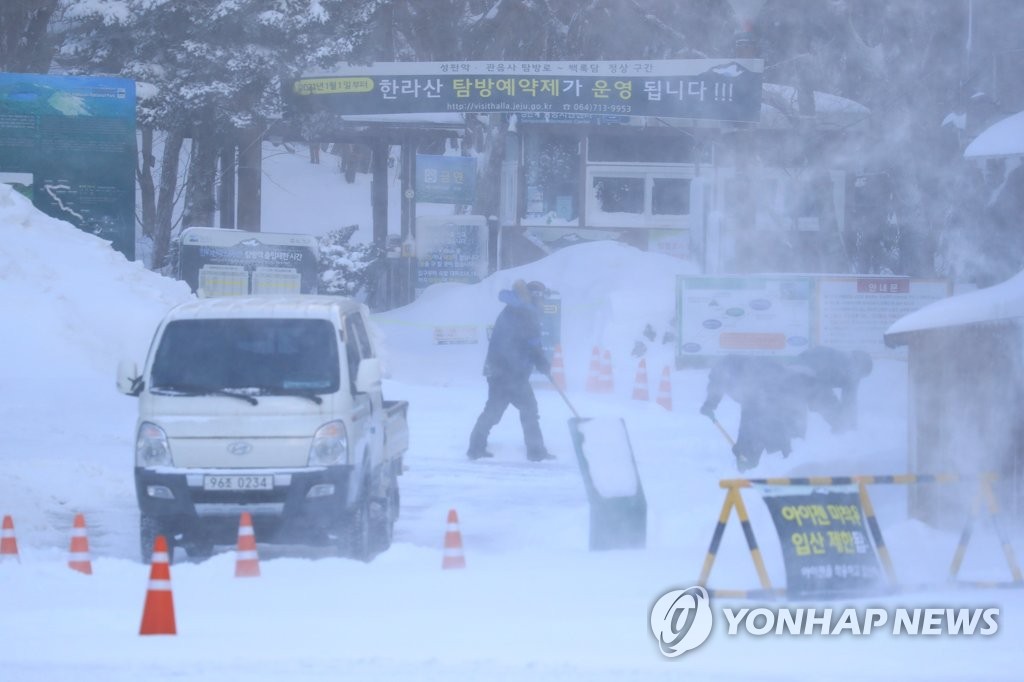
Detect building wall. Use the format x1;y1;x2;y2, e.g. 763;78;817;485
907;322;1024;529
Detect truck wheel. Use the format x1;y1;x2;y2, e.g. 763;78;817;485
370;481;398;555
140;514;174;564
341;494;371;562
183;538;214;561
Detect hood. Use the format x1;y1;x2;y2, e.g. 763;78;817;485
499;289;530;308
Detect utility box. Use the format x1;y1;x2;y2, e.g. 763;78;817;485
569;417;646;551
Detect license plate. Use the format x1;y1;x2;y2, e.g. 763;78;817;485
202;475;274;491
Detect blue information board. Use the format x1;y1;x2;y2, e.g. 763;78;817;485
0;73;137;259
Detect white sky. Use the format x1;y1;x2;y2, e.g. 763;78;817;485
1;152;1022;680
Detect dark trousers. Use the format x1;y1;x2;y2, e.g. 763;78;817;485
469;376;546;456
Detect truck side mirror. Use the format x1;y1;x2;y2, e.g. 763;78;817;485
117;360;144;396
355;357;382;393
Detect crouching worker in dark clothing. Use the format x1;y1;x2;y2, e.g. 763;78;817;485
700;355;812;472
467;280;555;462
793;346;873;433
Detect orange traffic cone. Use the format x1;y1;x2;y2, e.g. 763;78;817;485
139;535;176;636
631;358;649;401
598;350;615;393
656;366;673;411
550;344;567;391
442;509;466;570
68;513;93;575
235;511;260;578
1;515;19;562
585;346;603;393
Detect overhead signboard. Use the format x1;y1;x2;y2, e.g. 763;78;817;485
0;73;137;259
289;59;763;123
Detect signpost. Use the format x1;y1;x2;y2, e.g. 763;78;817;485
288;59;763;123
0;73;137;260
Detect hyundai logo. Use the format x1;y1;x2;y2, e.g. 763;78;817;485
227;441;253;456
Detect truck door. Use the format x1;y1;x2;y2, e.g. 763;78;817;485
343;313;384;470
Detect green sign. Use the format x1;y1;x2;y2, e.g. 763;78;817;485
415;154;476;204
0;73;137;260
289;59;763;123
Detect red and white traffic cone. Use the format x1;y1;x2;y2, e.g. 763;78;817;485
235;511;260;578
598;350;615;393
550;344;567;391
68;513;93;575
139;535;176;636
1;515;19;562
631;358;649;401
442;509;466;570
656;366;673;411
585;346;603;393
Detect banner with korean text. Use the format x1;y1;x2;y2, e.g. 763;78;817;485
288;59;763;123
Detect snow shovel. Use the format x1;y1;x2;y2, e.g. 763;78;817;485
545;373;646;551
546;372;581;419
705;413;737;447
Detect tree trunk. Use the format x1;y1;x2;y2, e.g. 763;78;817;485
182;128;218;229
152;129;185;270
236;126;263;232
0;1;59;72
136;126;156;239
219;143;236;229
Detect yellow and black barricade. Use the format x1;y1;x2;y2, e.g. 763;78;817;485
698;473;1022;599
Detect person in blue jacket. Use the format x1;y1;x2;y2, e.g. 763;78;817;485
467;280;554;461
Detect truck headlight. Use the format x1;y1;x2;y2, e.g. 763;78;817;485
309;420;348;466
136;422;173;467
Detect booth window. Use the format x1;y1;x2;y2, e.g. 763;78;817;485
522;133;580;224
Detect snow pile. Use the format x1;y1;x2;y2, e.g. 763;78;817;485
0;182;191;550
0;183;192;382
375;240;698;387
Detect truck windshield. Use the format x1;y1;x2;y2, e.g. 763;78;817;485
150;318;340;395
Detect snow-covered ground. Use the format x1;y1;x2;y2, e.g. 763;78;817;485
1;150;1021;681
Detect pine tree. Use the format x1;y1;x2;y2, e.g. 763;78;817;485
318;225;380;298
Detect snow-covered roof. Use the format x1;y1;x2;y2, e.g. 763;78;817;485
964;110;1024;159
760;83;870;131
885;270;1024;341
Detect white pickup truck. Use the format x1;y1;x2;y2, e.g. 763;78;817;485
117;295;408;563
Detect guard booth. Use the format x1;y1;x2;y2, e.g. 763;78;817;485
569;416;647;550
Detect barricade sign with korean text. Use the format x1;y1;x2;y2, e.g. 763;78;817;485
758;484;885;598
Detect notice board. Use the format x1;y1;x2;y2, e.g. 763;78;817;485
0;73;137;259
